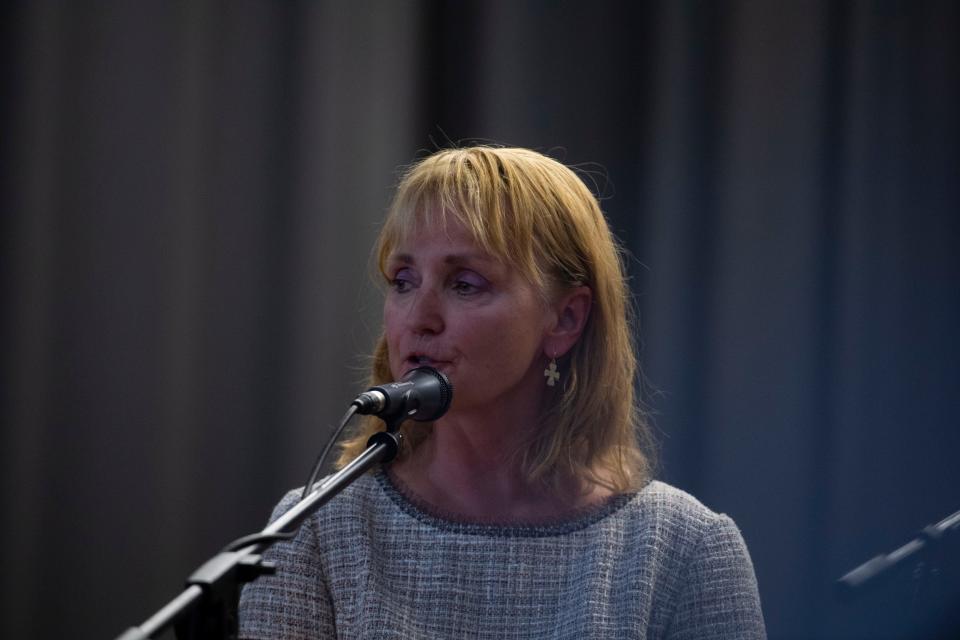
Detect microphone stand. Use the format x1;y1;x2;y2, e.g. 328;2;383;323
837;507;960;597
115;427;404;640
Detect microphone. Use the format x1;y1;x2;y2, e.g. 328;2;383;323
352;366;454;423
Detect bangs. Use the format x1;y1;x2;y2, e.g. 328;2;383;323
376;149;541;285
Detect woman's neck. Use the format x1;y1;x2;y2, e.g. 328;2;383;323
390;412;613;523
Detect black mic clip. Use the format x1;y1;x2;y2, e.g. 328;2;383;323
353;384;417;423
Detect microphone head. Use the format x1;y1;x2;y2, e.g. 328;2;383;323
402;366;454;421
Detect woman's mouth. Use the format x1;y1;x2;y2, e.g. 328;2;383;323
406;354;448;371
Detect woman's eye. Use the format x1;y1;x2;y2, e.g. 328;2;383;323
452;281;476;294
390;269;415;292
452;272;487;296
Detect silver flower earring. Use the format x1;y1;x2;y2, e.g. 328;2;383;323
544;357;560;387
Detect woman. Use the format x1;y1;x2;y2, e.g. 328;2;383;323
239;147;766;639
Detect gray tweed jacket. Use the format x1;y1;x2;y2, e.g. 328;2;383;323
239;470;766;639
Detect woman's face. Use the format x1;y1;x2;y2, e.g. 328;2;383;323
383;217;553;417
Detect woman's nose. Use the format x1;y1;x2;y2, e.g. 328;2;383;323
407;287;444;335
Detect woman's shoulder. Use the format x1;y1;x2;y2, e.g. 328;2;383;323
631;481;766;637
623;480;748;557
265;472;384;526
634;479;725;524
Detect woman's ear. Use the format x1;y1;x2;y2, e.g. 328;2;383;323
544;286;592;357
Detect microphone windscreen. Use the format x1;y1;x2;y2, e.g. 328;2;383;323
404;366;453;421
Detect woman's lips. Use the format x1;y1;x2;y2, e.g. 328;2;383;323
405;355;450;372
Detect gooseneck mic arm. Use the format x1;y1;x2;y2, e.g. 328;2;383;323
114;367;452;640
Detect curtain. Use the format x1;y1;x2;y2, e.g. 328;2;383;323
2;2;957;638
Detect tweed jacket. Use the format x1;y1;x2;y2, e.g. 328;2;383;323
239;470;766;639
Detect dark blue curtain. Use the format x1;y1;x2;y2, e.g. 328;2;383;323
2;2;958;638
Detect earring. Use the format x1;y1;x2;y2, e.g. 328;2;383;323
544;357;560;387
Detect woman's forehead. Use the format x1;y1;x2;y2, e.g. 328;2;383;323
387;224;504;268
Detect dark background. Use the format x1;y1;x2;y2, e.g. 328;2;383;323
2;2;958;638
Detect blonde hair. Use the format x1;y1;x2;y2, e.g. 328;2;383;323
336;147;653;492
